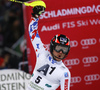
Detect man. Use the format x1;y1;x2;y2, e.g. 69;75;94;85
27;1;71;90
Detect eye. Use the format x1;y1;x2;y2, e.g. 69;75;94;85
64;47;68;51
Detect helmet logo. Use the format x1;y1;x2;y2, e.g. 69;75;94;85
60;37;67;44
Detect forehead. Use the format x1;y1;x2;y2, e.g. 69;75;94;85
55;45;67;48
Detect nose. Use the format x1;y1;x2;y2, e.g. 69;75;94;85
59;50;63;53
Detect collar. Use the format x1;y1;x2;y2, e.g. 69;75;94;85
48;54;62;65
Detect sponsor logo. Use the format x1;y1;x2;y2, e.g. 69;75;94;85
64;79;68;90
60;37;67;43
64;72;68;77
64;58;80;66
29;81;44;90
41;24;60;32
40;5;100;19
84;74;100;81
82;56;98;64
45;84;52;88
70;40;78;47
71;76;81;83
80;38;97;46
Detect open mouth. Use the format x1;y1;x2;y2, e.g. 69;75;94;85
53;54;64;61
58;55;61;58
56;55;62;59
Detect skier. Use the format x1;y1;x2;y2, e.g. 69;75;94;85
27;1;71;90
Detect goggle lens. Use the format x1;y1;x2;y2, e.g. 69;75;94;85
54;45;68;54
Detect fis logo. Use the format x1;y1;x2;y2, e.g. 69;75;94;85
81;38;97;46
82;56;98;64
84;74;100;81
64;58;80;66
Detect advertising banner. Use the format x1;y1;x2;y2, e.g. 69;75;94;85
23;0;100;90
0;69;31;90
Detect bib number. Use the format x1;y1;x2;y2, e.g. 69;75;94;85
37;64;56;76
35;76;42;84
35;64;56;84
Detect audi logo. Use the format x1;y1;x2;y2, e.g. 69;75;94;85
84;74;100;81
81;38;97;46
70;40;78;47
71;76;81;83
64;58;80;66
82;56;98;64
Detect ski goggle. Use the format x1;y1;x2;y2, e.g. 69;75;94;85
54;45;68;54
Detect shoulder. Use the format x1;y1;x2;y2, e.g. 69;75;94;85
60;63;69;70
59;63;71;77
